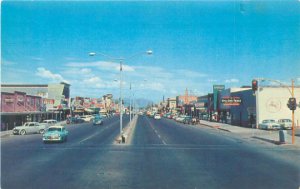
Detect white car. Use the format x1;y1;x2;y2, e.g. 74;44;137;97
40;119;57;127
259;119;281;130
154;114;161;120
277;119;292;130
80;115;93;122
12;122;47;135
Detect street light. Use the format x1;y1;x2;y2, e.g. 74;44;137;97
89;50;152;136
129;79;147;126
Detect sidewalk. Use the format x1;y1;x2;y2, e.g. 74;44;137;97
0;130;12;138
198;120;300;147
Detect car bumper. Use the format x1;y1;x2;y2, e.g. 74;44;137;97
93;121;103;125
43;136;63;142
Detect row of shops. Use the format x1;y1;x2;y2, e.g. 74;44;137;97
1;83;116;131
1;110;70;131
168;86;300;128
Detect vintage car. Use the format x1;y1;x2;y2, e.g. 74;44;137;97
277;119;292;130
66;117;85;124
93;115;103;125
154;114;161;120
42;125;68;143
80;115;93;122
258;119;281;130
12;122;47;135
40;119;57;127
182;116;192;124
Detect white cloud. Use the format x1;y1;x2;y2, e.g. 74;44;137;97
208;79;218;83
225;79;239;83
145;82;166;92
81;68;92;74
67;61;135;72
83;76;102;84
31;57;44;61
175;69;207;78
36;67;69;83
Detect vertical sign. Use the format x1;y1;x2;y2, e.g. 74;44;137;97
213;85;225;111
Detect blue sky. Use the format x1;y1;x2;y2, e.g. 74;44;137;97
2;1;300;102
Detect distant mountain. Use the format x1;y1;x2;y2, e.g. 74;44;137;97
122;98;153;108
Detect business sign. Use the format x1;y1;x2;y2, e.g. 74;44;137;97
4;98;14;103
194;102;205;108
213;85;225;110
221;97;242;106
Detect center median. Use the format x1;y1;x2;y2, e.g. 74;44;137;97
114;115;138;144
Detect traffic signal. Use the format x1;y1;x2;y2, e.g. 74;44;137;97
252;79;258;92
287;97;297;111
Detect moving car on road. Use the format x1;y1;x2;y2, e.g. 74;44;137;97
12;122;47;135
80;115;93;122
259;119;281;130
277;119;292;130
93;115;103;125
154;114;161;120
43;125;68;143
66;117;85;124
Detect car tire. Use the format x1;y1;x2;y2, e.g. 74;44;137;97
20;130;26;135
39;129;45;134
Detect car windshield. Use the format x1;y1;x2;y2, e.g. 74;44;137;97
47;128;61;132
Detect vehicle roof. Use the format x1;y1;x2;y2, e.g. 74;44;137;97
43;119;57;121
48;125;65;129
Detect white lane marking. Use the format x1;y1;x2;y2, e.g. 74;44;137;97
146;117;167;145
78;119;119;143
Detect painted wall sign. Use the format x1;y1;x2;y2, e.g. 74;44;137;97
221;96;242;106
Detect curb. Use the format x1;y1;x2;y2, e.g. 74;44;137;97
199;123;231;132
1;132;12;138
115;115;138;144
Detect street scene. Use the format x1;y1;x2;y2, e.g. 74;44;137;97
1;1;300;189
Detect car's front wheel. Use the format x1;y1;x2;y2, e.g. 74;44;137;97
20;130;26;135
39;129;45;134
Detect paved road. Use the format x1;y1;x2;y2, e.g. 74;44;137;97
1;115;299;189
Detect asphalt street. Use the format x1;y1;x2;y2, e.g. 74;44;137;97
1;115;299;189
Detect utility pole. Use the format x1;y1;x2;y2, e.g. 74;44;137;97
292;79;295;144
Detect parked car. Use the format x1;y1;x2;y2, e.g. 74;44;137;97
176;115;185;123
192;117;199;125
42;125;68;143
93;115;103;125
12;122;47;135
40;119;57;127
277;119;292;130
154;114;161;120
259;119;281;130
182;116;192;124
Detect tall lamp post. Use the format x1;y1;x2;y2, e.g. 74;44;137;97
129;79;147;126
89;50;152;135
